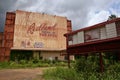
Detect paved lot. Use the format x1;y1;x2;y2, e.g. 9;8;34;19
0;68;46;80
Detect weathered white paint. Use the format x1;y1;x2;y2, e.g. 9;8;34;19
100;27;107;39
77;31;84;43
68;41;73;45
72;34;78;44
84;28;100;42
106;22;117;38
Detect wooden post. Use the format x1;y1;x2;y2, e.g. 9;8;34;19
99;53;104;72
67;53;70;68
65;35;70;68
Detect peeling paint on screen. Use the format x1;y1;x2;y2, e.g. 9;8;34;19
13;10;67;49
85;28;100;41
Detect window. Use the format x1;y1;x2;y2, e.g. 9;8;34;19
84;28;100;42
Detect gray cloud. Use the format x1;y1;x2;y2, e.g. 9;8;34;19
0;0;120;32
0;0;17;32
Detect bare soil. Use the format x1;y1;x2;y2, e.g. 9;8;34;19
0;68;46;80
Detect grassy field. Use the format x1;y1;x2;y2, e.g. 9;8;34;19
0;59;68;69
43;67;120;80
43;56;120;80
0;53;120;80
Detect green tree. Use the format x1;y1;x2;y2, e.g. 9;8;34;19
108;14;117;20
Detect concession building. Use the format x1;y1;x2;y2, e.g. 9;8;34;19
64;18;120;71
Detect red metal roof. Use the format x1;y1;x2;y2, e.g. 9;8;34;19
64;18;120;36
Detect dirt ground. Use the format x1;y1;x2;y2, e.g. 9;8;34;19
0;68;47;80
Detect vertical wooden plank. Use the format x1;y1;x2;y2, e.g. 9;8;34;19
106;22;117;38
100;27;107;39
77;31;84;43
73;34;78;44
115;21;120;36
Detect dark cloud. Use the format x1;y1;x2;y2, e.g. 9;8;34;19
0;0;17;32
0;0;120;32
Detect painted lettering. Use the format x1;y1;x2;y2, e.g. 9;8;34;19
21;41;31;48
34;42;44;48
27;23;35;34
27;23;57;37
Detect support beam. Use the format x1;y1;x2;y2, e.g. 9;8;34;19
67;53;70;68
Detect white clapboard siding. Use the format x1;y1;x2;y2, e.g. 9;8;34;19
68;41;73;45
106;22;117;38
100;27;107;39
77;31;84;43
73;34;78;44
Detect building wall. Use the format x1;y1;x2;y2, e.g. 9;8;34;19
0;12;15;61
0;10;73;61
67;21;120;46
106;22;117;38
77;31;84;43
13;10;68;50
100;27;107;39
33;51;74;61
3;12;15;57
0;32;3;47
41;51;64;60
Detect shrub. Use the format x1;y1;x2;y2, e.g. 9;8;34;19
74;58;99;73
43;67;120;80
106;63;120;72
19;60;27;65
43;56;120;80
55;61;67;66
32;58;39;64
43;67;79;80
0;61;9;69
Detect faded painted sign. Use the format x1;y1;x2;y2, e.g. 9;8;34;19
34;42;44;48
13;10;67;49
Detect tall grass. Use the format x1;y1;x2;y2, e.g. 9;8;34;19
0;59;68;69
43;56;120;80
43;66;120;80
43;67;80;80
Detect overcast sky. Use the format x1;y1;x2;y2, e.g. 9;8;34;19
0;0;120;32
